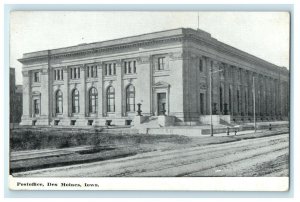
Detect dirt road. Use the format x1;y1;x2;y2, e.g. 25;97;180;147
15;133;289;177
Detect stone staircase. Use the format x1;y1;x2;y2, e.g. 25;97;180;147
133;116;162;128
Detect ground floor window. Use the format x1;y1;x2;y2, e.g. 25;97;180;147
89;87;98;113
126;85;135;112
56;90;63;114
72;89;79;113
107;86;115;112
33;99;40;115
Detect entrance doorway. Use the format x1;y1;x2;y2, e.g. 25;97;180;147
157;93;166;115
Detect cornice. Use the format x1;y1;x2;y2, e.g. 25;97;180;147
18;35;184;64
185;34;288;75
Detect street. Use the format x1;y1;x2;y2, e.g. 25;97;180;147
14;133;289;177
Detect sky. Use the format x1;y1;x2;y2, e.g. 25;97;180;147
10;11;290;85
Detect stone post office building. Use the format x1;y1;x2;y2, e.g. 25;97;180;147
19;28;289;126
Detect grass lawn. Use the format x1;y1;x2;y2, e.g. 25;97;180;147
10;127;288;174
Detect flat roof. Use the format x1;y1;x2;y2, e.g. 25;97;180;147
19;27;288;72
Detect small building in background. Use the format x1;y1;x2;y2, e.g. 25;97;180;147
10;68;23;125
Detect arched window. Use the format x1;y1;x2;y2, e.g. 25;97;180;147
89;87;98;113
126;85;135;112
107;86;115;112
72;89;79;113
56;90;63;114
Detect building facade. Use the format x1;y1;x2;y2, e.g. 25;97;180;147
18;28;289;126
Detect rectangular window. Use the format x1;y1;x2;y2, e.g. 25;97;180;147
124;60;137;74
70;68;73;79
105;64;108;75
87;65;97;78
93;66;97;77
57;69;60;80
33;72;40;82
133;61;136;73
113;63;116;75
87;66;90;78
199;58;203;72
70;67;81;79
74;68;77;79
158;57;165;70
124;62;127;74
109;64;112;75
128;61;132;73
54;69;64;81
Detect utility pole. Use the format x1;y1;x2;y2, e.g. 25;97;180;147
210;66;213;136
197;12;200;30
253;76;257;133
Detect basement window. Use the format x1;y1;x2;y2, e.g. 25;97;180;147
88;120;93;126
70;120;76;126
54;120;60;126
106;120;112;126
126;120;132;126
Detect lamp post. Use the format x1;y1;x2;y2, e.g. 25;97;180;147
209;68;223;137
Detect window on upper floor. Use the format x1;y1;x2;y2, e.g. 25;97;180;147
158;57;165;70
124;60;137;74
33;71;40;83
87;65;98;78
54;69;64;81
105;63;116;76
70;67;80;79
199;58;203;72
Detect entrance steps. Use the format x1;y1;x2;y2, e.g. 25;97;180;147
133;116;162;128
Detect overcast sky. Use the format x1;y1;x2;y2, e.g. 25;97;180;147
10;11;290;85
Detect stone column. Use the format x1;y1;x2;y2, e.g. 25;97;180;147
20;70;32;125
231;66;237;116
36;68;50;125
97;63;103;117
223;64;229;115
136;55;152;116
211;60;220;114
79;65;86;117
62;66;69;118
248;71;253;116
115;60;123;118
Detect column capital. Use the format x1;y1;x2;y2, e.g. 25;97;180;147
137;56;150;64
22;70;29;77
41;68;49;75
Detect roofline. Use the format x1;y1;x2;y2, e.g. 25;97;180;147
18;27;289;73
